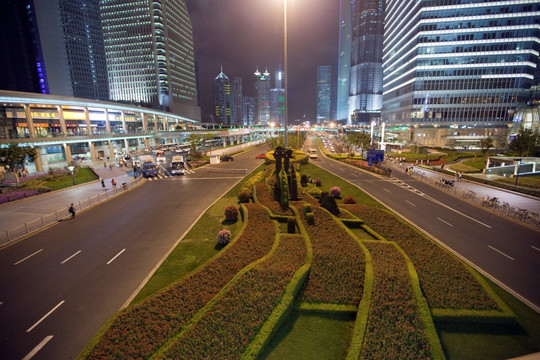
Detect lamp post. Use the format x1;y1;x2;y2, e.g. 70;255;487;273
514;158;522;187
67;166;75;186
283;0;289;147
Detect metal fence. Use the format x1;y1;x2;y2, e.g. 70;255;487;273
0;176;144;246
409;170;540;228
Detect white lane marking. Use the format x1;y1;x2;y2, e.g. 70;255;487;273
531;245;540;252
22;335;54;360
383;188;391;193
405;200;416;207
26;301;65;332
422;194;492;228
61;250;81;264
437;217;454;227
14;249;44;265
488;246;515;261
107;249;126;265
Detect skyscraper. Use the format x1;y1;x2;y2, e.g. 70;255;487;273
231;77;243;126
253;68;271;125
336;0;352;123
317;65;332;123
0;0;109;100
213;68;231;125
243;96;255;126
383;1;540;148
270;67;285;125
100;0;200;120
349;0;384;125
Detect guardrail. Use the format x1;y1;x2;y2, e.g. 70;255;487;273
407;169;540;228
0;176;144;246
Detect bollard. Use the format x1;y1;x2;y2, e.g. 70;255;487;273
6;229;10;241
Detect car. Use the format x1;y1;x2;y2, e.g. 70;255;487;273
255;153;266;159
220;155;234;162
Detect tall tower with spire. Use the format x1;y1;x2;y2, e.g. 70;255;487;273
253;67;272;125
213;67;232;125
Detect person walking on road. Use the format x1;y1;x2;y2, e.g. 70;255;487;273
111;178;116;188
68;203;76;218
101;178;105;190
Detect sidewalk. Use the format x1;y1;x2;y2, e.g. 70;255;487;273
386;160;540;227
0;163;143;246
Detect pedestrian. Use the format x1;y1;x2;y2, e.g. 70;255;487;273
101;178;105;189
68;203;76;218
109;163;113;170
111;178;116;188
441;163;444;170
458;172;462;181
104;162;106;168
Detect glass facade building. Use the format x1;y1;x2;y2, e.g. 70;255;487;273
213;69;231;125
100;0;199;119
349;0;384;125
253;68;271;125
317;65;332;123
336;0;352;123
383;0;540;147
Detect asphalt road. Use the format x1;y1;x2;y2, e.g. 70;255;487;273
0;147;267;360
309;140;540;312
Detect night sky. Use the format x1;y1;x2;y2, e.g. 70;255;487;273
185;0;340;124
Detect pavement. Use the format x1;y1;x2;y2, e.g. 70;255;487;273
1;157;539;246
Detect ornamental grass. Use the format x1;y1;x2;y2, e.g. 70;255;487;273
360;241;432;360
86;203;275;359
295;204;365;305
161;234;307;359
342;204;500;310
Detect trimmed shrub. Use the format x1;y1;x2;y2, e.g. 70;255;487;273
305;212;315;225
224;205;239;222
217;230;232;245
237;189;251;203
343;196;356;204
318;191;329;204
329;186;341;198
300;174;308;187
287;217;296;234
303;204;312;215
321;195;340;216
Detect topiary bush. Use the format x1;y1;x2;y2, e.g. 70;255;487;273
216;229;232;245
329;186;341;198
224;205;239;222
300;174;308;187
238;190;251;203
321;195;340;216
303;204;312;215
287;218;296;234
305;212;315;225
343;196;356;204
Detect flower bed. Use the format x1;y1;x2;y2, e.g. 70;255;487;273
161;234;307;359
342;204;500;310
85;203;275;359
0;189;43;204
340;158;387;175
295;204;365;305
255;182;292;216
360;241;433;359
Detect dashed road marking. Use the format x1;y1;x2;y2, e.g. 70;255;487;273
14;249;43;265
27;301;65;332
22;335;54;360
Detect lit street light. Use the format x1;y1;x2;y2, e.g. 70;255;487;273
67;166;75;185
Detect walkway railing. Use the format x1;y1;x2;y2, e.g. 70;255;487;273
0;176;144;246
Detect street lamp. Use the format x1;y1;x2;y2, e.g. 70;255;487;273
67;166;75;185
514;158;522;187
283;0;289;147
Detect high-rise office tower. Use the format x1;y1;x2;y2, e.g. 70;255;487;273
243;96;255;126
383;1;540;147
253;68;271;125
270;67;285;125
317;65;332;123
0;0;109;100
232;77;243;126
349;0;384;125
213;68;231;125
336;0;352;123
100;0;200;120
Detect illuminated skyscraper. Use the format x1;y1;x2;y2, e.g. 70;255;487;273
253;68;271;125
349;0;384;125
0;0;109;100
100;0;200;120
231;77;243;126
336;0;352;123
383;1;540;147
317;65;332;123
213;68;231;125
270;67;285;125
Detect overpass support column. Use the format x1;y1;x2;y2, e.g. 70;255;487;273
57;106;67;135
34;147;43;172
64;143;73;164
109;141;115;160
84;107;91;135
23;104;36;138
104;108;111;133
89;141;97;162
124;139;130;154
223;138;227;147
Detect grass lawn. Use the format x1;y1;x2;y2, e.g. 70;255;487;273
495;175;540;190
260;311;355;360
131;165;264;303
42;167;99;189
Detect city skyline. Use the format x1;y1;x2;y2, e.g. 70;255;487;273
185;0;339;123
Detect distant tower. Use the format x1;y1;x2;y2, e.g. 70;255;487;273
231;77;243;126
243;97;255;126
213;67;231;125
336;0;352;123
0;0;109;100
270;67;285;125
317;65;332;123
100;0;200;119
253;68;271;125
349;0;384;125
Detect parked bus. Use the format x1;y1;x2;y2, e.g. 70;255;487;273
171;155;185;175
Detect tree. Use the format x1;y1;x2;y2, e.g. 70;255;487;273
344;131;371;158
186;134;202;153
0;143;37;183
479;137;494;158
509;129;538;156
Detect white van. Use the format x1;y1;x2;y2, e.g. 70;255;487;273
308;149;318;159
